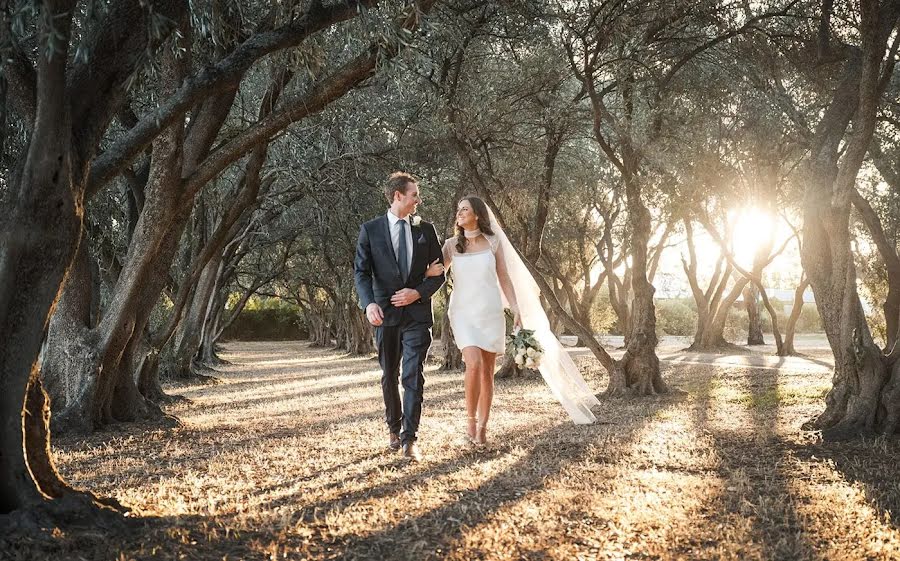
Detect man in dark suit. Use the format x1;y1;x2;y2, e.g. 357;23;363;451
354;172;445;461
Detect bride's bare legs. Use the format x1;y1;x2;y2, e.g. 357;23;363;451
461;347;483;442
476;350;497;444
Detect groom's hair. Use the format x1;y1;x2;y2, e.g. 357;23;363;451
384;171;417;203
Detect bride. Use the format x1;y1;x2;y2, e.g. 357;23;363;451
425;196;599;445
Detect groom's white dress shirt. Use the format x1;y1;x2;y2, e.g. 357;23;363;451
387;210;414;274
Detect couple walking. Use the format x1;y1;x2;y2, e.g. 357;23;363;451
354;172;599;462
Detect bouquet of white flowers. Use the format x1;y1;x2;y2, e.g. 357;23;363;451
507;328;544;370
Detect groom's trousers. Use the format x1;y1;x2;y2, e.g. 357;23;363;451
375;314;431;445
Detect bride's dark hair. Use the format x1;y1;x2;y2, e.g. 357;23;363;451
455;196;495;254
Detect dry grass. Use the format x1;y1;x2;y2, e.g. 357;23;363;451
3;340;900;560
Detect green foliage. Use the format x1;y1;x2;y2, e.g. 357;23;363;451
795;304;824;333
243;295;289;312
222;298;305;341
723;304;749;342
756;298;824;335
655;298;696;337
722;297;824;342
855;214;889;348
590;292;619;336
866;309;887;349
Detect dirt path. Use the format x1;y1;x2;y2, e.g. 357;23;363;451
4;341;899;560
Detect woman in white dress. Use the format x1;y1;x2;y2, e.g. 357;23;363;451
425;196;600;446
429;197;519;445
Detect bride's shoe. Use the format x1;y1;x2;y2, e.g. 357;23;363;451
465;415;478;445
474;422;487;446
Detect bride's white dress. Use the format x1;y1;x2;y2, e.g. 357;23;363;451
444;236;506;354
443;233;600;424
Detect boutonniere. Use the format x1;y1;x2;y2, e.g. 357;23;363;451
411;215;422;227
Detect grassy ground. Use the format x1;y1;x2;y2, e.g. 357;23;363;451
3;340;900;560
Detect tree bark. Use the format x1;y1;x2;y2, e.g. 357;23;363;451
132;335;169;404
1;0;194;513
697;274;749;349
682;217;741;350
608;176;666;395
0;0;80;513
756;284;785;355
0;145;79;512
24;378;75;499
199;313;225;365
41;235;100;433
440;292;464;371
169;255;221;378
745;285;765;345
197;261;232;366
781;277;810;356
801;4;900;436
344;303;376;355
851;190;900;352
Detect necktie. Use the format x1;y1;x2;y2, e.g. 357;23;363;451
397;219;409;282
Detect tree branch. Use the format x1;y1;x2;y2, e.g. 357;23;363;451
84;0;379;198
852;189;900;274
68;0;187;167
659;1;800;91
180;48;377;202
0;19;37;125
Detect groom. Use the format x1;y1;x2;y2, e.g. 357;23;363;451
354;172;445;461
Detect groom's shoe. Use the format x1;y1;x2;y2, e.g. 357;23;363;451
402;441;423;462
388;432;401;451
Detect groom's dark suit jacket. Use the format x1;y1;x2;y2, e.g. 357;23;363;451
354;215;445;327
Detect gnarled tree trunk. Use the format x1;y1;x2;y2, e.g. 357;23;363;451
347;304;375;355
41;234;100;433
1;0;190;514
169;254;221;378
802;4;900;437
851;189;900;353
440;314;465;371
745;285;765;345
0;116;80;513
1;0;82;511
682;218;747;351
608;176;665;395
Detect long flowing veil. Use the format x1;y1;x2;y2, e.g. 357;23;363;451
486;207;600;424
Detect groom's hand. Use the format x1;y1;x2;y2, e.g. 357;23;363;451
391;288;420;307
366;303;384;326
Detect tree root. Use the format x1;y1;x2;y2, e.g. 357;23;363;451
165;367;222;386
155;393;193;405
0;492;136;536
603;385;687;399
203;355;232;367
801;416;885;441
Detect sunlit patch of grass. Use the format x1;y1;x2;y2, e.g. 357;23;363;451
786;456;900;559
681;375;718;396
434;399;721;561
715;382;831;409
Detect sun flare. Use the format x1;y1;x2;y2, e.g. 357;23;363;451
730;207;775;267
